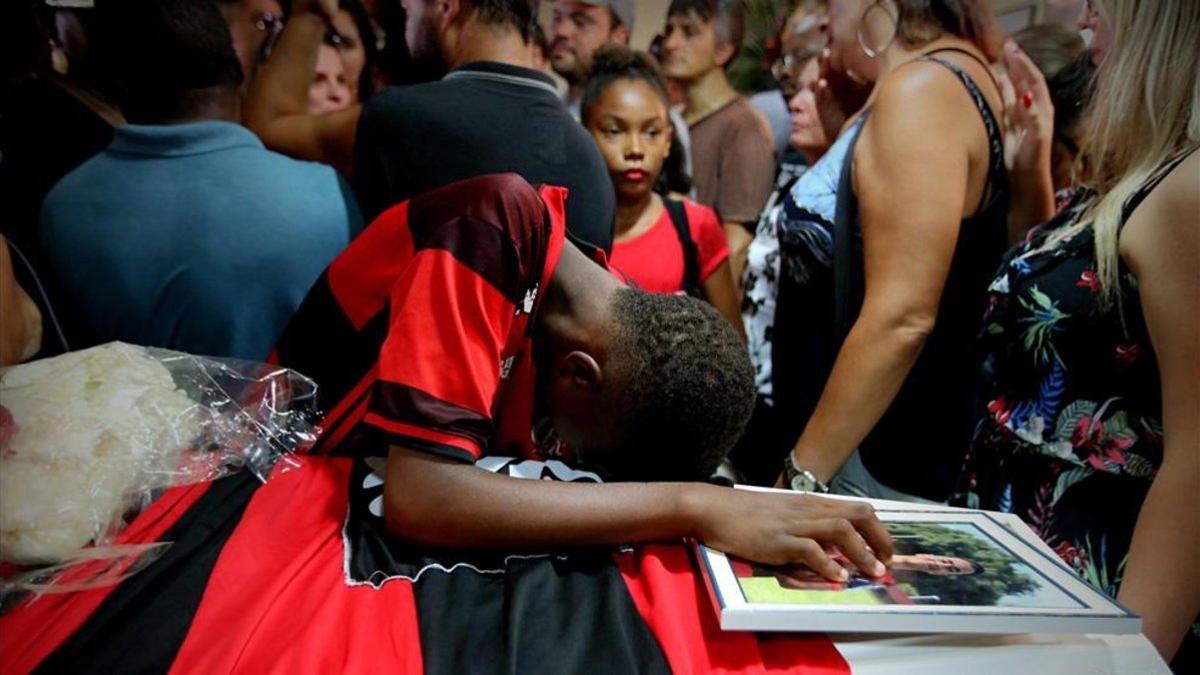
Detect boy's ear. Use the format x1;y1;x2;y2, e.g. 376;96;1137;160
714;39;737;69
561;350;603;391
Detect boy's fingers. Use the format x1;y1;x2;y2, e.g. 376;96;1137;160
843;504;894;564
796;497;893;564
787;537;847;581
801;517;885;577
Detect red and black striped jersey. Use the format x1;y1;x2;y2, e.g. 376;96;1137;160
272;173;567;464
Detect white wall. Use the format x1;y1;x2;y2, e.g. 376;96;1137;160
539;0;1086;52
537;0;672;51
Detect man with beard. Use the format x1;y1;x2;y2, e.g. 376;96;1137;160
548;0;630;116
244;0;616;253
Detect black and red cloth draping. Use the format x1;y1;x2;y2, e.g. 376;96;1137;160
0;457;849;674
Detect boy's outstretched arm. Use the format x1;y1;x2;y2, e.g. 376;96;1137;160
385;446;893;580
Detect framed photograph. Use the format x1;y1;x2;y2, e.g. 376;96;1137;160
695;510;1141;635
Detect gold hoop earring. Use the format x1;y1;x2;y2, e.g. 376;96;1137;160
856;2;897;59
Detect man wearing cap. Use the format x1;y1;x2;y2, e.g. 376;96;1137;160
548;0;635;116
549;0;693;194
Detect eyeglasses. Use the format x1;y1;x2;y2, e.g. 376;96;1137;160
771;49;820;100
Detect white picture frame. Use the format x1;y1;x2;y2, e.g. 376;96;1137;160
695;509;1141;635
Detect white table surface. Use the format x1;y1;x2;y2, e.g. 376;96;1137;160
734;487;1170;674
833;631;1167;675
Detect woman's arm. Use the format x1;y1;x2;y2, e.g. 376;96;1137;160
1116;153;1200;661
702;259;746;340
787;63;982;483
385;446;892;579
241;0;360;175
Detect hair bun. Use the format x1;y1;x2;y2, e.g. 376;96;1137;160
589;44;663;81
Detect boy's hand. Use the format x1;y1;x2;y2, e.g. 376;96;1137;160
690;488;892;581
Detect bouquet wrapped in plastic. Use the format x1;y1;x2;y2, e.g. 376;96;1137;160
0;342;320;593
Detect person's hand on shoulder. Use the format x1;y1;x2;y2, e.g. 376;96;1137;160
687;486;892;580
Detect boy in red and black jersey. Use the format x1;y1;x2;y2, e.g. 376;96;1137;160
272;172;891;565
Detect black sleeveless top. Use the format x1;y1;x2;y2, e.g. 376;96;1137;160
847;52;1010;501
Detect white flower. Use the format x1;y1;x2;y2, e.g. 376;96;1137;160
0;343;199;564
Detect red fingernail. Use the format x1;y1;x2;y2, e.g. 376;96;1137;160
1021;91;1034;108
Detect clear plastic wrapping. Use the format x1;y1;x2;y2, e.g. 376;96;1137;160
0;342;320;593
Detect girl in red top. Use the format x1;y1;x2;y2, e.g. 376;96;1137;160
581;45;744;337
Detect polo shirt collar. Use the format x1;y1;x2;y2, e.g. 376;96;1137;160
108;120;264;157
445;61;559;92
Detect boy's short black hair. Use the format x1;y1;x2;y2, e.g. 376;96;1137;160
604;289;755;482
580;44;671;125
467;0;539;42
96;0;243;122
667;0;745;64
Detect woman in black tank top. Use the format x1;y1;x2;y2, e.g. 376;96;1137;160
776;0;1008;502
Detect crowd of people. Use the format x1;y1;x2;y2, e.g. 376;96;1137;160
0;0;1196;671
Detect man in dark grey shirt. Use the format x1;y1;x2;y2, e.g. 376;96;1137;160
245;0;615;254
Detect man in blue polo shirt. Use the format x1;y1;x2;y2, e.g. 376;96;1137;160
39;0;360;360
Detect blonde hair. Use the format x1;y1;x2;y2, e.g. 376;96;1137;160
1066;0;1200;307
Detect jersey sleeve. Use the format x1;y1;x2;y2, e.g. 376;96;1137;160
688;202;732;282
362;243;517;464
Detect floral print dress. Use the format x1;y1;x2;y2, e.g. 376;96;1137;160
958;151;1197;667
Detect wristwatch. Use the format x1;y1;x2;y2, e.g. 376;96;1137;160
783;454;830;493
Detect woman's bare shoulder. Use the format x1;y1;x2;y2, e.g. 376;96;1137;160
1122;150;1199;272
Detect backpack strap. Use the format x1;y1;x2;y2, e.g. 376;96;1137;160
663;199;703;298
832;120;868;345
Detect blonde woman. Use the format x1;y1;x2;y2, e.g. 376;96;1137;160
961;0;1199;666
